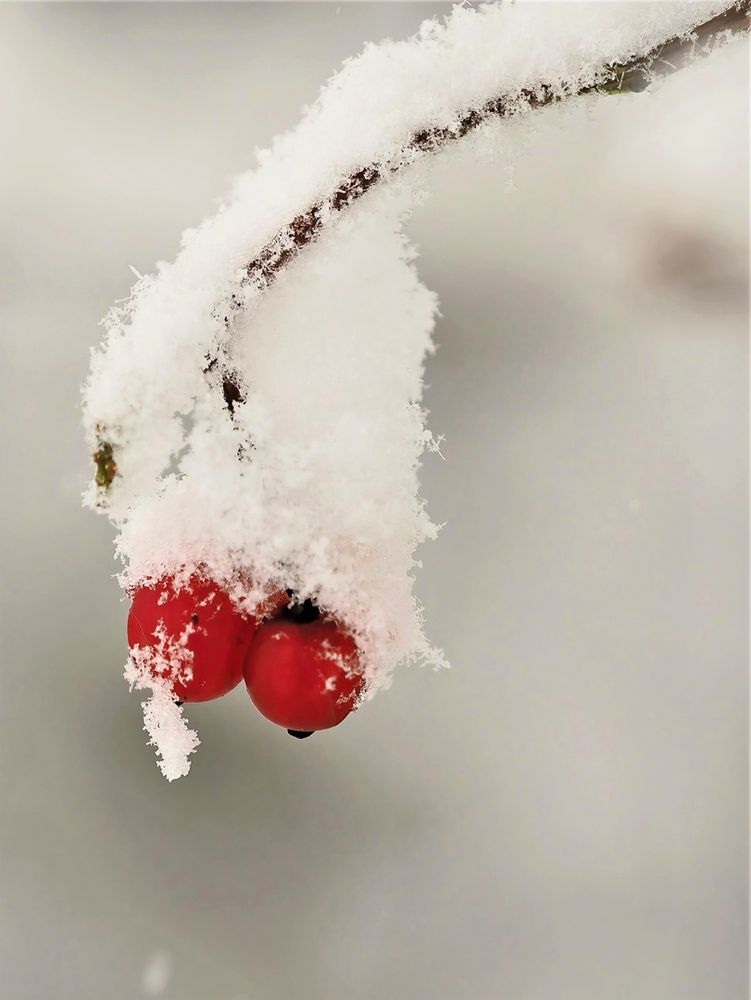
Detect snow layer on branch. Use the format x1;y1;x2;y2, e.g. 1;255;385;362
82;1;727;776
82;1;725;507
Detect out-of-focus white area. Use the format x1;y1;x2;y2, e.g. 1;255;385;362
0;4;747;1000
141;950;172;998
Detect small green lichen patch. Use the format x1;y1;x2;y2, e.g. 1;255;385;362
93;441;117;489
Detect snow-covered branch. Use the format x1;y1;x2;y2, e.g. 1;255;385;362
90;2;749;493
234;1;750;302
82;1;748;777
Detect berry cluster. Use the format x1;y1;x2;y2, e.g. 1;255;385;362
127;577;364;739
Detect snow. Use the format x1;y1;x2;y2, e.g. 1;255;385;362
82;1;730;778
141;951;172;997
125;655;200;781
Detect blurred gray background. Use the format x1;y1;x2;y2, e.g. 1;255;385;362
0;4;747;999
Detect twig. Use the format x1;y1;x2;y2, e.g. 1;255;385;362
92;1;750;490
236;2;750;298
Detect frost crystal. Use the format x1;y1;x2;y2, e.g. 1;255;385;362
83;1;727;777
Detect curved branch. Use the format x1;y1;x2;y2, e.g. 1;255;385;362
237;1;750;298
93;1;750;490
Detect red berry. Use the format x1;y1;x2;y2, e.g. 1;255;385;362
243;617;364;733
127;575;255;703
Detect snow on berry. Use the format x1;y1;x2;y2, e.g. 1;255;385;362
82;1;732;778
244;613;365;736
126;670;201;782
127;575;258;703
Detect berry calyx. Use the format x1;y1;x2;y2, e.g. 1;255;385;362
127;575;257;703
243;612;364;734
